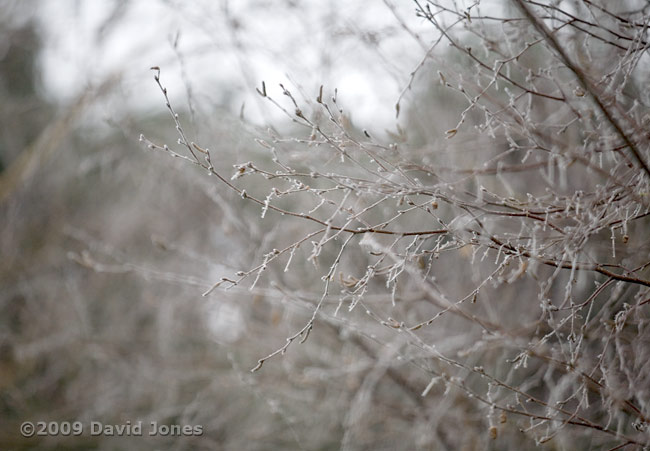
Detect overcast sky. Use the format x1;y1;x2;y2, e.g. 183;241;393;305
35;0;435;131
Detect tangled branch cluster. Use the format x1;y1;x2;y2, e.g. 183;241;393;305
143;1;650;448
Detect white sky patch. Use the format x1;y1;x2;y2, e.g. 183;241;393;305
34;0;438;133
334;69;396;131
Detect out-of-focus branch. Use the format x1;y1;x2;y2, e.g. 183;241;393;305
0;74;121;204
